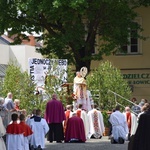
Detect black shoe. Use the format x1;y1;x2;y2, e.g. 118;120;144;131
118;137;125;144
29;145;34;150
91;135;95;139
128;133;131;141
111;137;117;144
37;145;42;150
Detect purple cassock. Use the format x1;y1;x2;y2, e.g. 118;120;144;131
45;98;66;123
65;116;86;143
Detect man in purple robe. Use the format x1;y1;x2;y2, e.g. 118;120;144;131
65;113;86;143
45;94;66;143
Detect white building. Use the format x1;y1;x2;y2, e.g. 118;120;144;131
0;39;43;79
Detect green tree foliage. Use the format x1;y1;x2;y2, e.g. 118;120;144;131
17;72;43;114
44;65;75;106
1;62;23;97
0;78;3;95
60;66;75;105
1;62;75;114
1;62;45;114
0;1;149;71
86;61;131;111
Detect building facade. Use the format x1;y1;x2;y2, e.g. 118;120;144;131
0;44;43;79
92;6;150;101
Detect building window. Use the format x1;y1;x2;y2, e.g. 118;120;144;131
121;16;142;55
121;29;139;54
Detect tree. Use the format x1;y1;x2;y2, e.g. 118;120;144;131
44;65;75;105
1;62;38;114
1;62;75;114
86;61;131;111
0;78;3;96
1;62;23;97
0;1;149;71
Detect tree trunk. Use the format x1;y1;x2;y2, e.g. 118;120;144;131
74;47;91;73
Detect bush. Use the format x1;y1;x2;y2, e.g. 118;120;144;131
86;60;131;111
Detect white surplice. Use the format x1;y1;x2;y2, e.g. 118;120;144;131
6;134;24;150
0;116;6;150
75;109;89;139
109;111;129;141
123;112;138;135
86;90;94;112
24;136;32;150
28;117;49;149
87;109;105;139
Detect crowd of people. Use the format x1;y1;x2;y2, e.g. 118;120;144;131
108;97;150;150
0;92;49;150
44;93;105;144
1;91;149;150
0;71;150;150
0;91;105;150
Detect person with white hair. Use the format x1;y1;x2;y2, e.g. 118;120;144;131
14;99;21;111
123;106;138;137
14;99;26;114
3;92;15;111
0;97;9;128
0;97;7;111
138;99;146;109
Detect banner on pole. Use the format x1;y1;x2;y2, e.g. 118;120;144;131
28;58;68;87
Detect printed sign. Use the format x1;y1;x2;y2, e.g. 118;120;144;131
28;58;67;86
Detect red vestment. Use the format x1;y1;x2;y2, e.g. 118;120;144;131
6;121;24;134
19;121;33;137
65;116;86;143
126;112;132;133
15;105;20;111
76;110;81;118
64;110;71;133
45;98;66;123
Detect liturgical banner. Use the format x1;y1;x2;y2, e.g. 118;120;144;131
28;58;67;87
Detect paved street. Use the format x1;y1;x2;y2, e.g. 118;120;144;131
45;136;128;150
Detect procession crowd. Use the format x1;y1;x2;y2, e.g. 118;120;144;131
0;71;150;150
0;92;150;150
